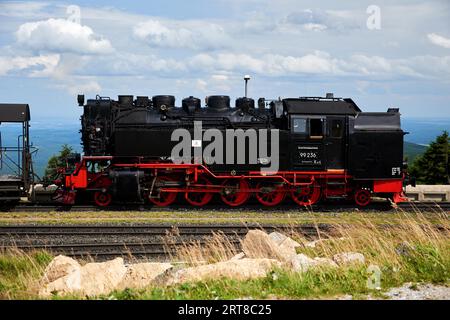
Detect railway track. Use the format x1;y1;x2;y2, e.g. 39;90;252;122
2;201;450;212
0;224;331;260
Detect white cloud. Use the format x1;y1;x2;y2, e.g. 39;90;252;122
16;18;113;54
0;1;50;18
345;55;392;75
302;23;328;31
189;51;338;75
186;51;450;81
0;54;60;76
196;79;207;91
282;8;360;32
107;53;186;75
133;19;230;50
62;79;101;95
428;33;450;49
196;74;232;92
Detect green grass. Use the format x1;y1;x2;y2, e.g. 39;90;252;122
106;268;372;300
105;248;449;300
103;225;449;300
3;249;448;300
1;210;448;300
0;209;445;226
0;250;52;299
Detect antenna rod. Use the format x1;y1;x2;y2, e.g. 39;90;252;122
244;75;250;98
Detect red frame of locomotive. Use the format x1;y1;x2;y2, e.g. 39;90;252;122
57;155;407;207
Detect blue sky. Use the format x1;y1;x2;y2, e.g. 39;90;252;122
0;0;449;122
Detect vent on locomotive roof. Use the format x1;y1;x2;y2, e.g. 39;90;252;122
152;95;175;111
206;95;230;110
118;95;133;106
182;96;201;114
326;93;334;99
258;97;266;110
236;97;255;111
135;96;149;107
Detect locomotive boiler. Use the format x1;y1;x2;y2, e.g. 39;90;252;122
56;91;408;207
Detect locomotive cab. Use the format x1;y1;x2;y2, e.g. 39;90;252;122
284;96;360;171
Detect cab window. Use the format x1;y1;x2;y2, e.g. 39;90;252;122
293;118;307;134
309;118;324;139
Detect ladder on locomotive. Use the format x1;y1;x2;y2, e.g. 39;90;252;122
0;104;38;202
323;175;348;200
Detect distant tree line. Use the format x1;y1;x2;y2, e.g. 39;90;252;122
43;144;73;184
409;131;449;185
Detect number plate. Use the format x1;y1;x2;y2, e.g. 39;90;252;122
296;145;322;166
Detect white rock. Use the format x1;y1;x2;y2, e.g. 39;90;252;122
313;257;338;268
269;231;301;252
117;262;173;290
288;254;316;272
41;255;81;285
304;240;319;248
40;257;128;297
268;231;288;244
242;230;296;262
40;268;83;296
166;258;282;285
288;254;338;272
333;252;365;266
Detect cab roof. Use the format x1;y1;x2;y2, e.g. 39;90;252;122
283;97;361;115
0;104;31;122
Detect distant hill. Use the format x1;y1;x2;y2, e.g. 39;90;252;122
404;141;427;163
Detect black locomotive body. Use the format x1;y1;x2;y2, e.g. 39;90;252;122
59;93;408;207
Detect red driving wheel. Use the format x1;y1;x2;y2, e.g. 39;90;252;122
290;182;321;206
185;177;214;206
255;182;286;207
355;189;371;207
220;179;250;207
148;177;177;207
94;191;112;207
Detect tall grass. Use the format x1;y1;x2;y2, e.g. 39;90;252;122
168;209;449;294
0;209;448;299
174;231;240;265
0;249;52;299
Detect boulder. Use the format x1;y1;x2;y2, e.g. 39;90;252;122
313;257;338;268
288;254;316;272
287;254;338;273
333;252;365;266
269;232;301;253
41;255;81;285
39;268;82;296
268;231;289;244
40;257;128;297
242;230;296;262
117;262;173;290
166;258;281;285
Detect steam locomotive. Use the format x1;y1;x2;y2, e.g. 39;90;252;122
54;91;409;207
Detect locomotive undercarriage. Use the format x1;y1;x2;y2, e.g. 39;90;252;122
57;156;406;208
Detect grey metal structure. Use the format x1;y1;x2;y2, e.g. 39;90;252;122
0;104;35;201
